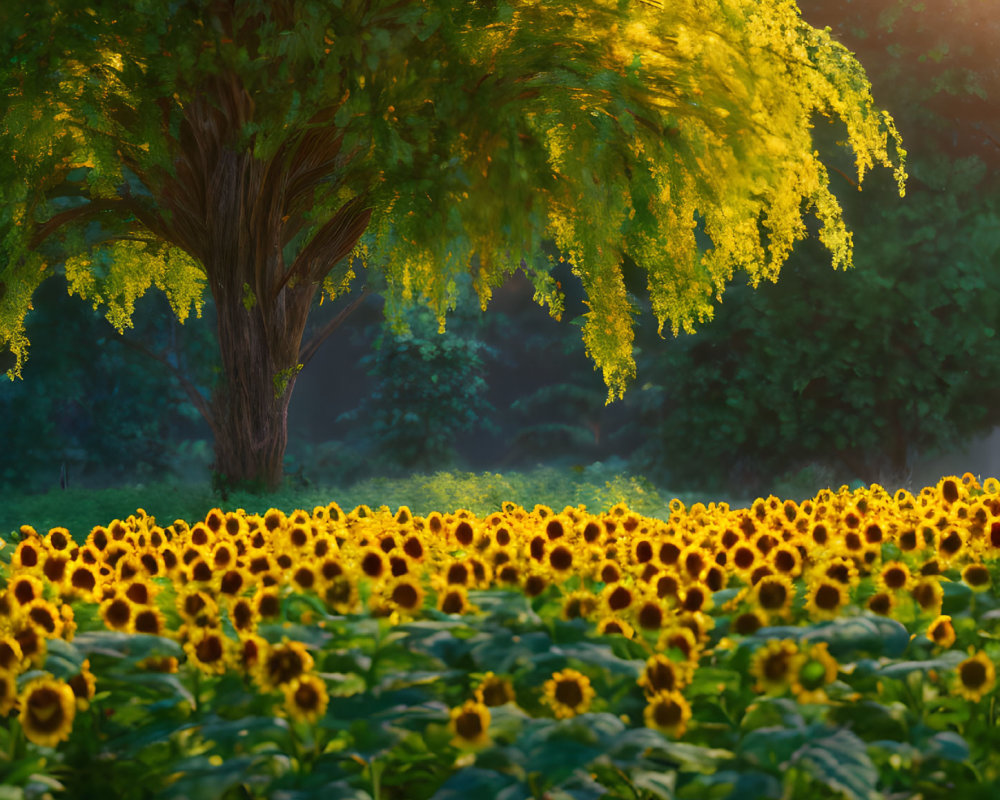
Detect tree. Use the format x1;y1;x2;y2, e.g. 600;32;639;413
0;0;905;490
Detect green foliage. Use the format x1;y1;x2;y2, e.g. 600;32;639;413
1;0;905;403
0;281;215;493
338;279;496;473
628;153;1000;494
0;466;681;542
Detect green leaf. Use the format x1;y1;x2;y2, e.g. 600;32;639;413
791;727;879;800
430;767;518;800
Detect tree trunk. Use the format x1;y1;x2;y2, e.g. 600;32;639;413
210;286;312;493
150;73;371;492
202;147;318;493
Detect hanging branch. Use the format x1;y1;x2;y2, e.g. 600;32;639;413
111;330;220;440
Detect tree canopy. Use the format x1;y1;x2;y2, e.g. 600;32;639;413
2;0;905;390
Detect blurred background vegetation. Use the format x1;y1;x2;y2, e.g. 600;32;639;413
3;0;999;532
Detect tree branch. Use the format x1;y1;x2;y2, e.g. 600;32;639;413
111;332;220;441
298;285;371;368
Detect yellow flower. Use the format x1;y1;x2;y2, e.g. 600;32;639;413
283;674;329;724
953;651;996;702
385;578;425;615
0;670;17;715
750;639;800;695
68;660;97;711
910;578;944;616
23;599;63;639
866;592;895;617
543;668;595;719
183;627;231;676
753;574;795;619
437;585;470;615
638;654;690;696
474;672;517;707
790;642;838;704
449;699;491;747
643;690;691;738
597;616;635;639
560;590;599;621
7;575;44;610
0;636;25;674
18;676;76;747
99;594;133;632
805;579;848;620
926;615;956;649
256;639;314;692
961;564;991;592
877;561;913;594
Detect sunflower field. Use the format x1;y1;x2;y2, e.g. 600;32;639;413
2;474;1000;799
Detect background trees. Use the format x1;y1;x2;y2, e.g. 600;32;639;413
619;0;1000;495
1;0;904;491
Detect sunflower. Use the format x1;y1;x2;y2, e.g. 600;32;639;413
99;594;133;632
877;561;914;594
12;538;44;573
805;579;848;620
753;574;795;619
39;551;70;588
252;587;282;622
132;606;167;636
0;670;17;715
679;582;712;614
24;599;63;638
635;598;666;631
8;575;44;609
43;527;72;553
449;699;491;747
658;626;700;668
961;564;992;592
386;578;425;616
560;590;599;621
643;690;692;738
438;586;470;615
232;634;269;676
638;654;690;696
68;660;97;711
603;583;635;615
18;676;76;747
177;589;220;628
289;562;319;595
256;639;314;692
953;650;996;702
543;668;596;719
596;616;635;639
750;639;800;695
475;672;517;707
183;627;231;675
910;578;944;616
0;636;25;674
926;615;957;649
866;592;896;617
732;609;767;635
790;642;838;704
322;577;360;615
282;674;329;724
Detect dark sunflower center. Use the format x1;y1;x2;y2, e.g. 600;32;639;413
653;699;682;727
961;660;987;689
455;710;483;739
555;680;583;708
27;688;65;733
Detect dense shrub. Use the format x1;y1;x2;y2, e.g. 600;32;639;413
339;280;496;474
628;155;1000;494
0;282;215;492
